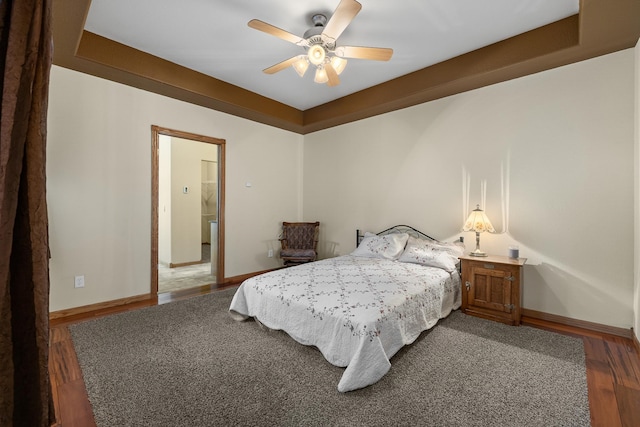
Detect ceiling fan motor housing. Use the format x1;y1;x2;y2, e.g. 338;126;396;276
303;14;335;51
311;14;327;27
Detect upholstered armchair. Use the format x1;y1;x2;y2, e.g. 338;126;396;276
279;221;320;266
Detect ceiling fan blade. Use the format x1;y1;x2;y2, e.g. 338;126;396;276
335;46;393;61
322;0;362;41
248;19;304;45
263;56;300;74
324;64;340;87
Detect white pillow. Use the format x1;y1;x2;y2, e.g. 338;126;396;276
397;236;464;272
351;232;409;260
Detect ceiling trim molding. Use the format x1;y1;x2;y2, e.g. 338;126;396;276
76;31;305;132
303;16;580;133
52;0;640;135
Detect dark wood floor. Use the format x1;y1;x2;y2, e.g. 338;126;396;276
49;285;640;427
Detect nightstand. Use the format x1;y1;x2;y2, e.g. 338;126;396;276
459;254;526;326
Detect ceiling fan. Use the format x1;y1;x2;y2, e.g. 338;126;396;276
248;0;393;87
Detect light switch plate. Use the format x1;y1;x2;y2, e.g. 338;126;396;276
74;275;85;288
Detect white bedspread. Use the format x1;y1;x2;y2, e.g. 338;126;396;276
229;255;461;392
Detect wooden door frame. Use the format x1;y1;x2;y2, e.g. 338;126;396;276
151;125;226;294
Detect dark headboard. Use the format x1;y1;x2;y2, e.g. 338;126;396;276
356;225;438;247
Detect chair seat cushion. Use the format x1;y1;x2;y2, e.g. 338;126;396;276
280;249;316;258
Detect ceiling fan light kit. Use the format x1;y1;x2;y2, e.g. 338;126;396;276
248;0;393;87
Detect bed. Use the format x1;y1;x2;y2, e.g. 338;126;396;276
228;225;463;392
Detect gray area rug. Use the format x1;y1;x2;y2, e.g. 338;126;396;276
69;287;590;426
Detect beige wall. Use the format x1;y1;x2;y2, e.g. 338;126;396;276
47;66;303;312
48;49;637;330
304;49;635;329
201;159;217;243
158;135;171;264
167;136;217;264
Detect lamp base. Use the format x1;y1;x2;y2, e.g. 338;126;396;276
469;231;488;257
469;250;488;257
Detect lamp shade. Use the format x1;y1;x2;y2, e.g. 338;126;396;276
462;205;495;233
330;56;347;75
292;57;309;77
308;44;326;66
314;67;328;84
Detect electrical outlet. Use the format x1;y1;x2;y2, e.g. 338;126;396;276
74;275;85;288
268;249;274;258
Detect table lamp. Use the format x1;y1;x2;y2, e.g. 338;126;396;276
462;204;495;257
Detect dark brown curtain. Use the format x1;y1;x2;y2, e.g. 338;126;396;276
0;0;53;426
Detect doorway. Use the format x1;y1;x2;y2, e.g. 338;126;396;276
151;126;226;294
